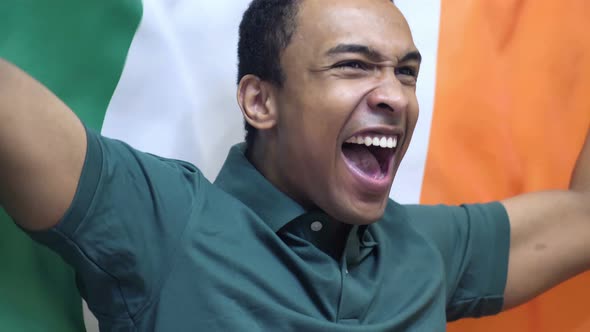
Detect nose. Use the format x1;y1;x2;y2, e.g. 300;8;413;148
366;75;409;113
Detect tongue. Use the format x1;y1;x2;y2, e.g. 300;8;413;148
342;144;381;178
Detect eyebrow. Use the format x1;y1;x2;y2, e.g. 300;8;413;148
399;50;422;63
325;43;422;64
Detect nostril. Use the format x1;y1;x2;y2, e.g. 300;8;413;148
377;103;395;112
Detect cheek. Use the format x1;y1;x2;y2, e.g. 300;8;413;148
397;98;420;159
408;104;419;132
278;80;368;160
405;91;420;130
298;103;350;146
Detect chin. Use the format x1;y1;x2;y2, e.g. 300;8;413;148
330;198;388;225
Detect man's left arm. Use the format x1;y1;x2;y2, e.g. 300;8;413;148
502;128;590;309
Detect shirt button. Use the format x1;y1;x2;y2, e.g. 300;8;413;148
310;221;323;232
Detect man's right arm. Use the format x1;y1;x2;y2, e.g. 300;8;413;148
0;59;86;230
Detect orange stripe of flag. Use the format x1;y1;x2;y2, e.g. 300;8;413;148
422;0;590;331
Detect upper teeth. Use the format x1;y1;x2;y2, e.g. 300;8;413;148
345;135;398;148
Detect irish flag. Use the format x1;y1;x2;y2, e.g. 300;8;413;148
1;1;588;332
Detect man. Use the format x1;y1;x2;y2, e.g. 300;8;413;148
0;0;588;330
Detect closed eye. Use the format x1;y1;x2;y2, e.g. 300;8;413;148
395;66;417;77
333;60;370;71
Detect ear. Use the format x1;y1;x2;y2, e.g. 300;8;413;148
237;74;278;130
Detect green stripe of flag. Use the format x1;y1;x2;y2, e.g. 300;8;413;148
0;0;142;331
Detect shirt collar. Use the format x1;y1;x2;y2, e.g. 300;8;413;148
214;143;377;260
214;143;306;232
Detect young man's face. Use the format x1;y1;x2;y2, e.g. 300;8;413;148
266;0;420;224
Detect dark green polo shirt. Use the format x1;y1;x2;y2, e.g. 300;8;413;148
30;129;510;331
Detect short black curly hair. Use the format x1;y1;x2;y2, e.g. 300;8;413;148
237;0;301;150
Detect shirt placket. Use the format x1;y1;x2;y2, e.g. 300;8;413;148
336;225;374;324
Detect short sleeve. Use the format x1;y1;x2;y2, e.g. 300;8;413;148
407;202;511;320
28;127;203;323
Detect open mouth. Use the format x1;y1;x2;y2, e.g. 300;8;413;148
341;134;398;180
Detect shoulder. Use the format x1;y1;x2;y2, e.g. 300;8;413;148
390;201;508;229
379;200;509;249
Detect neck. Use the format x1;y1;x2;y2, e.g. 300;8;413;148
246;140;274;183
248;140;355;258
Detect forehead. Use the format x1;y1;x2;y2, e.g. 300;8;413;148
292;0;416;58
